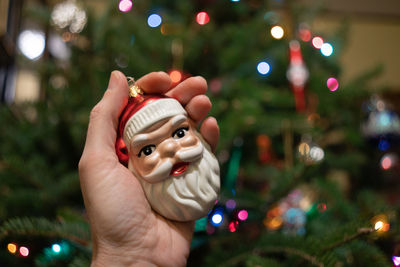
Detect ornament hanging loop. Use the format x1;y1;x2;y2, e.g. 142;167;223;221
127;76;144;98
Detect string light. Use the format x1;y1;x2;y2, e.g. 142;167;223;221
372;214;390;232
327;77;339;91
147;14;162;28
51;0;87;33
309;146;324;162
19;246;29;257
229;221;239;232
298;142;310;156
237;210;248;221
298;23;311;42
17;30;46;60
380;154;394;170
211;213;223;226
321;42;333;56
270;25;284;39
7;243;17;254
52;243;61;253
393;256;400;266
169;70;183;83
257;61;271;75
378;138;390;151
225;199;236;210
317;203;327;212
381;153;398;169
118;0;132;13
196;12;210;25
311;36;324;49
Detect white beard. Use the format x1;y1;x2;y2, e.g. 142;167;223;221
129;134;220;221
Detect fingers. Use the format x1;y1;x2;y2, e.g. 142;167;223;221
166;76;207;105
135;72;171;94
82;71;129;158
185;95;212;125
200;117;219;152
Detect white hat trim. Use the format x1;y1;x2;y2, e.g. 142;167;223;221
124;98;187;142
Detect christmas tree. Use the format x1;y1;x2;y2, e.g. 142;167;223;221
1;0;399;266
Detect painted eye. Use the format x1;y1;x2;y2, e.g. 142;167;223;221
138;145;156;157
172;127;189;139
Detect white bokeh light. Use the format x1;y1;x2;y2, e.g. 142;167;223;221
51;0;87;33
321;43;333;57
48;34;71;60
18;30;46;60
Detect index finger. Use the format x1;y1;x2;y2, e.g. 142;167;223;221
135;71;171;94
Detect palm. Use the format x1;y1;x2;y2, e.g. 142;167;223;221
84;158;193;266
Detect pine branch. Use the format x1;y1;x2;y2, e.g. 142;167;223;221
218;246;324;267
254;246;324;267
322;227;375;252
0;217;90;246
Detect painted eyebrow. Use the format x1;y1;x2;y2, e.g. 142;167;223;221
171;114;187;126
131;134;149;147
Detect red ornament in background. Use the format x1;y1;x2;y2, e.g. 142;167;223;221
257;134;272;164
287;40;309;112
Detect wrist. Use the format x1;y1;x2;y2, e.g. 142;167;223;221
91;241;156;267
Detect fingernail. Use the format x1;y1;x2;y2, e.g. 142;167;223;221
108;71;121;90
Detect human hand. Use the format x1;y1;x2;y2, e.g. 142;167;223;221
78;71;219;267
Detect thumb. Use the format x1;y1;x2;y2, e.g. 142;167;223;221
83;71;129;156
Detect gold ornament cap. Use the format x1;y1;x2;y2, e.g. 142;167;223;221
127;77;144;98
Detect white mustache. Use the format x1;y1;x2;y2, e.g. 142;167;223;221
143;161;173;183
143;144;204;183
176;144;203;162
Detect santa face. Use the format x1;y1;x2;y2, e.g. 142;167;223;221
126;114;220;221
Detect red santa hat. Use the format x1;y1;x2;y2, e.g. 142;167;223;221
115;85;187;166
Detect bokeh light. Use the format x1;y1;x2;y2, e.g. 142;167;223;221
51;0;87;33
225;199;236;210
298;142;310;156
196;12;210;25
238;210;248;221
299;24;311;42
381;154;393;170
378;138;390;151
311;36;324;49
264;216;283;230
321;43;333;56
270;25;284;39
372;214;390;232
229;221;238;232
211;213;223;226
7;243;17;254
147;14;162;28
257;61;271;75
317;203;327;212
52;243;61;253
18;30;45;60
309;146;324;162
169;70;182;83
119;0;133;12
19;246;29;257
327;77;339;91
393;256;400;266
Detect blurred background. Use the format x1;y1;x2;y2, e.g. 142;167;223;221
1;0;400;266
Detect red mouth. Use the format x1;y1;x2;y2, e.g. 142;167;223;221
170;162;189;175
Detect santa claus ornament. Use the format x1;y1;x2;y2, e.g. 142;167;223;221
115;77;220;221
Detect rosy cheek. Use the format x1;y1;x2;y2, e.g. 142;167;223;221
134;153;160;176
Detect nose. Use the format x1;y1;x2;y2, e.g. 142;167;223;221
180;134;198;147
159;139;179;158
